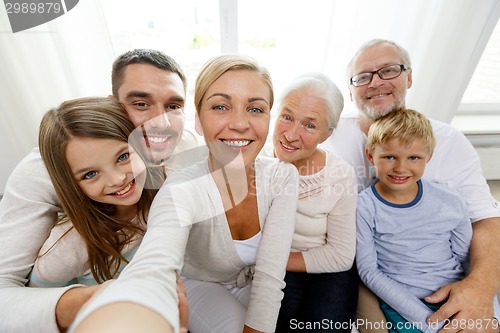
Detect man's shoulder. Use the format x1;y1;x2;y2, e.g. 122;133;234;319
427;118;474;159
322;112;364;151
337;110;360;125
1;147;60;209
7;147;48;180
19;147;42;162
334;112;363;137
429;118;463;138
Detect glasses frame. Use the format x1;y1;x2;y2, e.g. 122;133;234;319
350;64;407;87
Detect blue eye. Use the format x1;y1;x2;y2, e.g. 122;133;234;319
83;171;97;180
409;156;420;161
118;152;129;162
384;156;395;160
248;107;263;113
213;105;227;111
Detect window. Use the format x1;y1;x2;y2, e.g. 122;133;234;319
461;20;500;104
453;18;500;134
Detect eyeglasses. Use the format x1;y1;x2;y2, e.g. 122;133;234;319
350;64;407;87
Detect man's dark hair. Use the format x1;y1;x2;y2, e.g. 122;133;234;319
111;49;187;97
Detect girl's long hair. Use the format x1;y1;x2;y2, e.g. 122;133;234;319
39;97;158;282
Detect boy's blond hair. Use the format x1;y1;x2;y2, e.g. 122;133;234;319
366;108;436;153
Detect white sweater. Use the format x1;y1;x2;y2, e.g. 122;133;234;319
293;150;357;273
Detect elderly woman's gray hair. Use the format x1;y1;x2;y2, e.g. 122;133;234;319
278;72;344;130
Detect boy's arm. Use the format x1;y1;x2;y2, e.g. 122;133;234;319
448;200;473;269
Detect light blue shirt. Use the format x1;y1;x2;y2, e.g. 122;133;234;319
356;179;471;332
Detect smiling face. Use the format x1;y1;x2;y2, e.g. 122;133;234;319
273;89;332;173
366;137;431;201
65;137;146;218
197;69;271;170
117;64;186;164
349;43;412;121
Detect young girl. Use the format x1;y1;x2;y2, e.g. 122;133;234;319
30;97;157;287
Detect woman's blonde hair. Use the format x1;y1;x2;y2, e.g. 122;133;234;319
194;54;274;113
366;108;435;153
38;97;157;283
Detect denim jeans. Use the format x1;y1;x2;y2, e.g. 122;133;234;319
276;265;358;332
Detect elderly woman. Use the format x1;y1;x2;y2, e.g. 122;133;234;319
271;72;358;332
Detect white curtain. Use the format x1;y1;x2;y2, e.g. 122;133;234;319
0;0;114;191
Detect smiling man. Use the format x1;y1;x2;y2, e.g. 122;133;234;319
111;53;188;166
0;49;199;333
